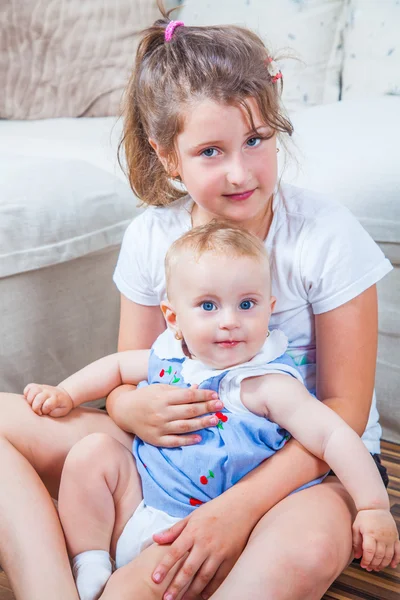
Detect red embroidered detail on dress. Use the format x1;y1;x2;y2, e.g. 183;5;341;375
200;471;215;485
190;497;204;507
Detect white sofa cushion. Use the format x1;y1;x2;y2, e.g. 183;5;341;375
283;97;400;261
0;118;140;278
283;96;399;444
178;0;345;110
342;0;400;100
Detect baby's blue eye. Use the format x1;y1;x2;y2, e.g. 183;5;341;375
201;301;216;311
201;148;217;158
247;137;261;148
240;300;254;310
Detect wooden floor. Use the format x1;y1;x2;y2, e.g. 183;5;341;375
1;440;399;599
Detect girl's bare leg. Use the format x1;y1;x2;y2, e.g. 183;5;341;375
100;543;188;600
59;433;143;558
98;478;355;600
0;392;132;600
210;477;356;600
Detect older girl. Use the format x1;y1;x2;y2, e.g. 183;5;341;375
0;6;393;600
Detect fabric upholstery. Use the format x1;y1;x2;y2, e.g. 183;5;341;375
0;0;160;119
178;0;346;110
342;0;400;100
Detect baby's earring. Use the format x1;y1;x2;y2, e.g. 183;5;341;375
175;331;183;341
276;148;280;154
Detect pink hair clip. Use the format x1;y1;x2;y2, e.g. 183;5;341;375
266;57;282;83
165;20;185;42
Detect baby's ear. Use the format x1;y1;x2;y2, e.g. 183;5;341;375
160;300;178;331
270;295;277;313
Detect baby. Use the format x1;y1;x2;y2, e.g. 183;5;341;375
24;222;400;600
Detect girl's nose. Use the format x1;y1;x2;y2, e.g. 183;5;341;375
226;155;249;187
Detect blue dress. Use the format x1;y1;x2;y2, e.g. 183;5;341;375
133;329;323;518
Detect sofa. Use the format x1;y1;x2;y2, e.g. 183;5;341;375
0;0;399;440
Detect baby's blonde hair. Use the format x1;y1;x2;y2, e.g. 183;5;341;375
165;221;270;295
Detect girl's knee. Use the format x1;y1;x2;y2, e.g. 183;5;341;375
288;531;351;584
101;559;161;600
0;393;27;436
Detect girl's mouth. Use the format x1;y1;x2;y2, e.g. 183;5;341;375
223;189;256;201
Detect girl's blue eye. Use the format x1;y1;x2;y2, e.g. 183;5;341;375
201;148;217;158
240;300;254;310
247;137;261;148
201;301;216;311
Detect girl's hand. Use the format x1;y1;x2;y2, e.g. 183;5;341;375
151;493;254;600
129;384;224;447
23;383;74;417
352;508;400;571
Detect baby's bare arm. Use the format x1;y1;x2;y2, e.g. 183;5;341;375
241;374;399;570
24;350;150;416
241;374;389;511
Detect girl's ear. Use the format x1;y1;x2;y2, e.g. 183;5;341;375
160;300;180;334
270;296;277;313
149;138;180;177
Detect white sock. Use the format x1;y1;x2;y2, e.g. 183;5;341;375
72;550;112;600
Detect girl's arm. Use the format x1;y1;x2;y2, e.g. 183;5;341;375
106;295;225;445
151;285;380;599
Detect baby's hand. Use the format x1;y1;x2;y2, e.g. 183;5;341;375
23;383;74;417
352;508;400;571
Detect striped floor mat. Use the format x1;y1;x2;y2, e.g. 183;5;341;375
1;441;399;599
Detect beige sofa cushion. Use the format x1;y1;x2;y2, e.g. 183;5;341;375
0;0;159;119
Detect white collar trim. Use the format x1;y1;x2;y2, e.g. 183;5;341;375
153;329;288;385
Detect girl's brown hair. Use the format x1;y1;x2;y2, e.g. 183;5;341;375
120;0;293;207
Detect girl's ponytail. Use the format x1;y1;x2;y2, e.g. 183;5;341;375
119;12;187;206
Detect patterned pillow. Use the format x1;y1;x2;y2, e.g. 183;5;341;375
0;0;160;119
341;0;400;100
178;0;346;111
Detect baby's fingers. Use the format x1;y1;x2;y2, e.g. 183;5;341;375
23;383;42;404
390;540;400;569
31;391;51;415
361;535;377;570
369;541;387;571
376;544;396;571
352;526;363;560
41;396;60;415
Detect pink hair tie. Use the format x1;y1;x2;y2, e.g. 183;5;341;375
165;20;185;42
266;56;282;83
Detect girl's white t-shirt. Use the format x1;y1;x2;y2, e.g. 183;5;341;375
114;183;392;453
